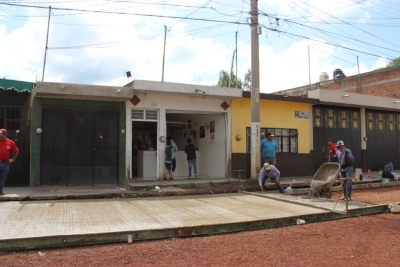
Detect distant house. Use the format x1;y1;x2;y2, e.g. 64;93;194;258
274;66;400;172
230;91;319;178
27;80;240;187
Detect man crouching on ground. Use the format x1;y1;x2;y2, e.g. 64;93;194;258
258;163;286;193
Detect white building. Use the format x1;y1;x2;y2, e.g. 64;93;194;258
125;80;242;180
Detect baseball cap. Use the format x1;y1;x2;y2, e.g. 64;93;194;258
266;132;275;137
0;129;7;136
326;138;332;142
336;140;344;147
263;163;271;170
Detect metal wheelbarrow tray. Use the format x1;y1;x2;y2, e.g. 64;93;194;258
310;162;341;198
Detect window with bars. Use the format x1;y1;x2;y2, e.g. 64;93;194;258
246;128;298;153
131;109;158;121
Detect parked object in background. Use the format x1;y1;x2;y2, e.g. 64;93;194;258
383;169;394;179
384;162;394;171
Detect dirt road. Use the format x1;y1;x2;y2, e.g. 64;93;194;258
1;187;399;267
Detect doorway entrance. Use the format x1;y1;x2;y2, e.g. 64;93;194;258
41;108;119;186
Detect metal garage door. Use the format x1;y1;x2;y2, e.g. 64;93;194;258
41;109;119;186
313;106;361;172
365;110;400;171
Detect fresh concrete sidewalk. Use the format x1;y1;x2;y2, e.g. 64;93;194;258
0;191;385;251
0;171;397;201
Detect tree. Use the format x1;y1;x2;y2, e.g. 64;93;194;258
216;70;242;89
386;57;400;68
242;69;251;91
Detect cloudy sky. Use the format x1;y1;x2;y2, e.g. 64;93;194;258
1;0;399;93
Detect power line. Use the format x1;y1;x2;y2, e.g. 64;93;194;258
0;2;249;25
261;25;397;61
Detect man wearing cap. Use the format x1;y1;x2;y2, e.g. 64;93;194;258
258;163;285;193
325;138;337;162
333;140;354;200
260;132;278;166
0;129;19;196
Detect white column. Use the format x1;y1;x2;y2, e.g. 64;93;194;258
158;107;167;179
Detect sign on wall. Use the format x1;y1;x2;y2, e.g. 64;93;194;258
295;111;309;119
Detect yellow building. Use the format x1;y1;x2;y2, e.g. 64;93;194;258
231;92;319;178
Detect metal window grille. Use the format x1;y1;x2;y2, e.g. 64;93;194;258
131;109;158;121
131;110;144;120
145;110;158;120
247;127;298;153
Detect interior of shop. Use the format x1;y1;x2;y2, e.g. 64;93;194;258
166;112;227;178
132;121;157;177
131;113;227;179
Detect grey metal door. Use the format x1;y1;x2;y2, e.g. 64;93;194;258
41;109;119;186
313;106;361;172
365;110;398;171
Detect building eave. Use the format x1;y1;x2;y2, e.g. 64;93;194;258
130;80;243;100
308;89;400;111
35;82;134;102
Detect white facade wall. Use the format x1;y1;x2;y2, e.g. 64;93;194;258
125;93;232;180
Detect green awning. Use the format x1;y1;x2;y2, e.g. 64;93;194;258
0;79;35;93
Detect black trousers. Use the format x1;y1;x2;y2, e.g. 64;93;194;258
172;158;176;172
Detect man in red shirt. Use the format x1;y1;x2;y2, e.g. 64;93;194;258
325;138;337;162
0;129;19;195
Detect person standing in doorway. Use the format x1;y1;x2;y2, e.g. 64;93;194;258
325;138;337;162
334;140;355;201
163;140;173;181
0;129;19;196
184;138;197;178
260;132;278;166
258;163;285;193
167;137;178;173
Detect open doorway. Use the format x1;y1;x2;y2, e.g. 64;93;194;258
132;121;157;178
166;112;227;178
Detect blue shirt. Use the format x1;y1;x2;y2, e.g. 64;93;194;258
258;165;280;186
336;148;354;172
260;138;277;158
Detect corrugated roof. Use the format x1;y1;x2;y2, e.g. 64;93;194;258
0;79;34;93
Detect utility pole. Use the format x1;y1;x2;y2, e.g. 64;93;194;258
250;0;260;179
357;56;362;93
42;6;51;82
162;26;167;82
236;31;238;89
307;45;311;95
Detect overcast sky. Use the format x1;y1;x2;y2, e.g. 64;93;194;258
1;0;399;93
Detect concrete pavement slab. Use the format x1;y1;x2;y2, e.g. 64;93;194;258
0;192;369;241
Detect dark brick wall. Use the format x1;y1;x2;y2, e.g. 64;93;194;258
231;152;314;179
321;67;400;98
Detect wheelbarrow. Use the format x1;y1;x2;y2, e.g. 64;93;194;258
309;162;341;198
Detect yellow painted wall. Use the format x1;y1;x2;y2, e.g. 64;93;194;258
231;98;312;154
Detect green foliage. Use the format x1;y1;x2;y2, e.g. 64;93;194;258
177;183;198;189
386;57;400;68
242;69;251;91
216;70;243;89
